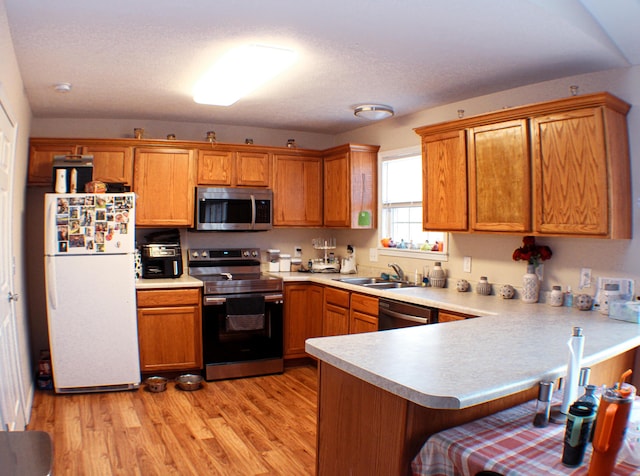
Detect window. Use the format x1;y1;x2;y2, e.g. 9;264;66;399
379;147;447;259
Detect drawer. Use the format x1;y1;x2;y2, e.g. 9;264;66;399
324;287;350;308
137;288;200;307
350;293;378;316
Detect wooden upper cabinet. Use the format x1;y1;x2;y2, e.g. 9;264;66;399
421;130;468;231
323;144;379;228
468;120;530;232
133;147;196;227
28;141;78;185
79;144;133;185
416;92;631;238
197;147;271;187
29;139;133;186
531;105;630;238
323;152;350;226
273;153;323;226
236;151;271;187
197;149;233;186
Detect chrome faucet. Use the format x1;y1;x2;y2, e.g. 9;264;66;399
388;263;405;282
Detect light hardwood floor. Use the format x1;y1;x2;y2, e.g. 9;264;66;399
27;364;318;475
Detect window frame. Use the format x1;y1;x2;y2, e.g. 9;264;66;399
377;146;449;261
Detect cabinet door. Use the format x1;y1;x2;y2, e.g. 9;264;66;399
350;293;378;334
273;154;323;226
323;303;350;337
283;283;323;359
422;130;468;231
350;311;378;334
438;310;475;323
197;149;233;186
532;108;608;236
323;152;350;227
236;151;271;187
137;305;202;372
133;147;195;226
28;142;78;185
468;120;530;232
80;144;133;185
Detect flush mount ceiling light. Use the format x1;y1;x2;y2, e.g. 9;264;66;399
354;104;394;120
53;82;72;93
193;44;297;106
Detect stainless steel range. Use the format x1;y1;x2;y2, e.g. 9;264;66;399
189;248;284;381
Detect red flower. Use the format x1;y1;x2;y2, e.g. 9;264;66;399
512;236;552;266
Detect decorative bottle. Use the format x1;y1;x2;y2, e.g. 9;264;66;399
521;264;540;303
564;286;574;307
428;262;446;288
476;277;492;296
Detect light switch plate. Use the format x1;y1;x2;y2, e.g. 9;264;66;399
369;247;378;262
463;256;471;273
580;268;592;288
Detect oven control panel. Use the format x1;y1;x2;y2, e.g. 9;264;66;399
189;248;260;261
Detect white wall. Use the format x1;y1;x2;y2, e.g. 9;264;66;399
0;0;34;421
336;66;640;296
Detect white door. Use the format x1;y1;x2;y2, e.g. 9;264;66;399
0;89;26;430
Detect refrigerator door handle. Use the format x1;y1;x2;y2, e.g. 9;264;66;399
45;256;58;310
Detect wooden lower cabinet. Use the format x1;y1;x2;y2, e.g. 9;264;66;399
438;309;476;323
349;293;379;333
283;283;324;359
136;288;202;373
323;287;350;336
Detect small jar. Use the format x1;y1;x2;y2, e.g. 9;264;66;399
549;285;564;307
476;276;491;296
599;283;621;315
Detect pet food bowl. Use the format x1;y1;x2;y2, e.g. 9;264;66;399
145;376;168;393
176;374;203;391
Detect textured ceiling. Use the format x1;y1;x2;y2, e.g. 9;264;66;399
4;0;639;134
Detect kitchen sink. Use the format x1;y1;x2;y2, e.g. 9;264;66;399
333;276;387;285
333;276;418;289
361;281;417;289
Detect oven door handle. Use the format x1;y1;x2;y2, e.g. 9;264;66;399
379;308;430;324
204;293;284;305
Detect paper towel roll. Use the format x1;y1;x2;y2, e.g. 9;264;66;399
560;326;585;414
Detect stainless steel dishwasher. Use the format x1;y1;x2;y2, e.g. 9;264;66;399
378;298;438;330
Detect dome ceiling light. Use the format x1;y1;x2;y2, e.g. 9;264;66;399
53;82;72;93
353;104;394;120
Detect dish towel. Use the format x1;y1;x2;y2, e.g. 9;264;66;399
225;296;266;331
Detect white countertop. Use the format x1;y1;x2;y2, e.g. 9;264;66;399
135;274;203;289
278;272;640;411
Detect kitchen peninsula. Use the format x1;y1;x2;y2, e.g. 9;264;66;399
303;281;640;476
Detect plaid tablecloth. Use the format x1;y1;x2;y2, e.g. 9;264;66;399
411;398;640;476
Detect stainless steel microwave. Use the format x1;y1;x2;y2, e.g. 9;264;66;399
195;187;273;231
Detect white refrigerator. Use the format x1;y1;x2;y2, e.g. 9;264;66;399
44;193;141;393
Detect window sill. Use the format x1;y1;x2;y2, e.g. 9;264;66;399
377;247;449;262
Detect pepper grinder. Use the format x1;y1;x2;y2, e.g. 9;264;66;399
533;380;554;427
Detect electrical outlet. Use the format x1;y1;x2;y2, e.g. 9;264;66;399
294;246;302;258
463;256;471;273
580;268;592;288
369;247;378;262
